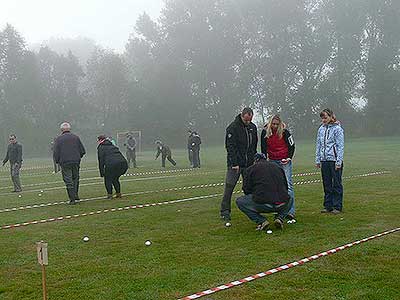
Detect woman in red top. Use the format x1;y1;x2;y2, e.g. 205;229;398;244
261;115;296;220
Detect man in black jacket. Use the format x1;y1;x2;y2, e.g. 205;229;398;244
189;131;201;168
53;122;86;205
124;134;137;168
2;134;23;192
236;153;291;231
155;140;176;168
220;107;258;222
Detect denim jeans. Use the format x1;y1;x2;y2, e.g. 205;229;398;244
321;161;343;211
10;162;22;192
236;194;290;224
270;160;295;216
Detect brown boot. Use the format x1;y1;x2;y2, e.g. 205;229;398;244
116;193;122;198
107;194;113;200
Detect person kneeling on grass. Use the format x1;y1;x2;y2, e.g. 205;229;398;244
97;135;128;199
236;153;291;231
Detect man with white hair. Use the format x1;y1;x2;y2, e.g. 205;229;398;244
53;122;86;205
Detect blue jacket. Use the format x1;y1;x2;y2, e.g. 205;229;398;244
315;123;344;166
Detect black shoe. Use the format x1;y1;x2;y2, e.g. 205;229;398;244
68;200;76;205
220;215;231;222
107;194;113;200
274;218;284;230
286;214;295;221
256;220;270;231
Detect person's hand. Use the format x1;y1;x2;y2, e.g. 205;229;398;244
335;164;341;170
315;163;321;169
281;158;291;165
232;166;240;173
2;162;5;167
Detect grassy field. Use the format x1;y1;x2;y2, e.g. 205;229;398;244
0;137;399;300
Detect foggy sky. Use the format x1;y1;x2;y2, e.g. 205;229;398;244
0;0;164;52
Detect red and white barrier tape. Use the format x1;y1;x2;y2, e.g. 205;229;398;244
0;182;226;213
0;170;220;196
0;171;388;214
179;227;400;300
0;193;226;230
0;168;217;191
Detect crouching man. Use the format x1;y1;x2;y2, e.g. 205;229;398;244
236;153;291;231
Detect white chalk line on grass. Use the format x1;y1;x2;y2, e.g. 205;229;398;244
0;171;388;214
0;168;209;190
0;171;389;230
178;227;400;300
0;170;222;196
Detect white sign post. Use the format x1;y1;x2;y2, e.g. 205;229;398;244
36;241;48;300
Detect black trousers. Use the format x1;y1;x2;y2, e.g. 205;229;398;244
61;163;80;201
126;149;136;167
104;161;128;194
192;148;200;168
161;154;176;167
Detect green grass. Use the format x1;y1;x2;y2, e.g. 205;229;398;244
0;137;399;300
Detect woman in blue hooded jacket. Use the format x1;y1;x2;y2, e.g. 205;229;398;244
315;108;344;214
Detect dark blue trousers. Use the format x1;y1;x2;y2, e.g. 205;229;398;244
321;161;343;211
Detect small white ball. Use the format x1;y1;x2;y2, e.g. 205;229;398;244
225;222;232;227
40;190;44;193
145;240;152;246
83;236;89;242
38;193;42;197
266;230;273;234
18;195;22;198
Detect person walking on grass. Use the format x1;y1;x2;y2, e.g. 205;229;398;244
220;107;258;223
236;153;291;231
97;135;128;199
261;115;296;221
155;140;176;168
2;134;23;193
124;133;137;168
53;122;86;205
315;108;344;214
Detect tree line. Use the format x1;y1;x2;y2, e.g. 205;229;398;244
1;0;399;156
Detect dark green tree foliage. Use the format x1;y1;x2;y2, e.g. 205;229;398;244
1;1;400;156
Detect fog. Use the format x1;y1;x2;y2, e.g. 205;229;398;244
1;0;399;156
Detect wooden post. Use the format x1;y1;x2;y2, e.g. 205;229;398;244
41;264;47;300
36;241;48;300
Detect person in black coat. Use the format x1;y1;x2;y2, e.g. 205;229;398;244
97;135;128;199
220;107;258;222
2;134;23;192
54;123;86;205
155;140;176;168
236;153;291;231
189;131;201;168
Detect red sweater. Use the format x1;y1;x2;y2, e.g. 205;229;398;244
266;131;288;160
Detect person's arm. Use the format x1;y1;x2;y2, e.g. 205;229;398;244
285;130;295;159
97;147;105;177
315;127;322;167
225;126;239;168
17;144;23;164
335;127;344;168
260;129;267;157
242;168;253;195
155;147;161;159
78;138;86;158
2;145;9;165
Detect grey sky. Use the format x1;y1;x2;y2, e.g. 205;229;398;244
1;0;164;52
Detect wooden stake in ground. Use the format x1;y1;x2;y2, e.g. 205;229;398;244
36;241;48;300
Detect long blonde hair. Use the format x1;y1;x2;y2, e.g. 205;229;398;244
265;115;286;138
